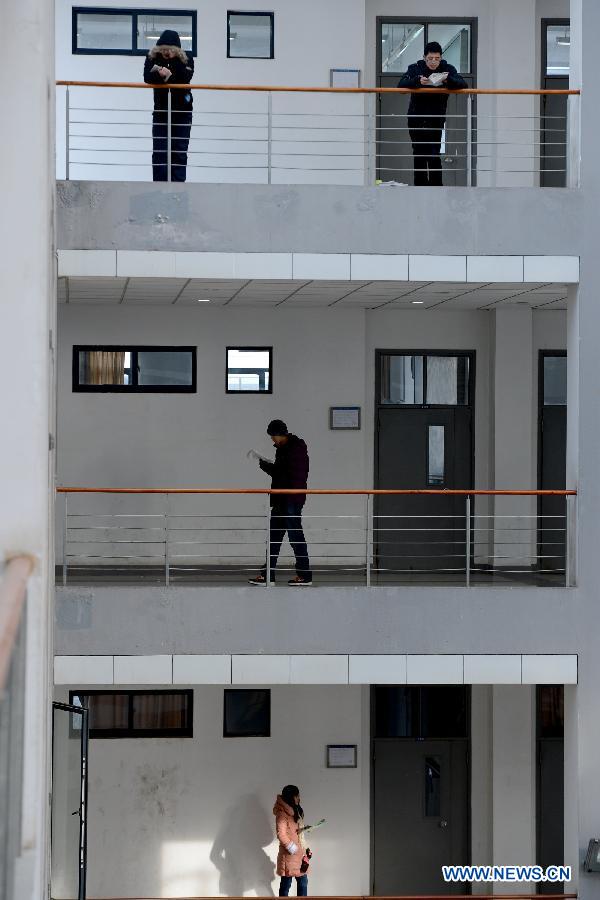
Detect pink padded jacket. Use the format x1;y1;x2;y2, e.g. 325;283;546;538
273;795;306;877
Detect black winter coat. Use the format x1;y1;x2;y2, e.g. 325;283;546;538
259;435;309;507
398;60;467;117
144;51;194;111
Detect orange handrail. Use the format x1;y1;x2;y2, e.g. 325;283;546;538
56;487;576;496
55;80;580;96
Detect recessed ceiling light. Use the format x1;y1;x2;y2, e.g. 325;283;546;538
411;300;424;305
196;298;211;302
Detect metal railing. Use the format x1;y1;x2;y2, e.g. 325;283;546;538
56;488;576;588
55;82;580;187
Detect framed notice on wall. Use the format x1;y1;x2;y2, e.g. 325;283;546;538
330;68;361;88
327;744;358;768
329;406;361;430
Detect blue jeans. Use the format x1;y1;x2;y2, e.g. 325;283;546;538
279;875;308;896
263;501;312;578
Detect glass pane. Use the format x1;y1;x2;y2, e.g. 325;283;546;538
132;693;189;730
420;686;468;738
73;693;129;732
539;686;564;738
374;686;418;737
428;425;445;486
543;355;567;405
224;690;270;736
428;24;471;72
426;356;469;405
546;25;570;76
228;14;272;58
138;351;193;386
78;350;128;385
136;14;194;52
76;13;132;51
381;22;425;73
51;708;83;899
380;355;424;404
425;756;441;816
227;348;271;392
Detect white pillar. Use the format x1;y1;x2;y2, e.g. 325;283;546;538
1;0;55;898
492;306;535;566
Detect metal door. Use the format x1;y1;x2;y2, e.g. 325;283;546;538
538;352;567;572
51;702;89;900
373;740;468;894
376;19;476;185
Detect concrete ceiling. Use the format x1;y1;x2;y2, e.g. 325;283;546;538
57;277;569;310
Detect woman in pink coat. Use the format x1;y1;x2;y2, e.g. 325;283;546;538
273;785;310;896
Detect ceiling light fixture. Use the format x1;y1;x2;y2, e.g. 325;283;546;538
411;300;424;305
196;297;211;302
555;33;570;46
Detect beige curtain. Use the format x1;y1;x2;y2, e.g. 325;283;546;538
84;351;126;385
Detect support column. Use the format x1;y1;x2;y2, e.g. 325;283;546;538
1;1;55;898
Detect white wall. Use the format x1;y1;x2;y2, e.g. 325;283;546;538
53;684;371;898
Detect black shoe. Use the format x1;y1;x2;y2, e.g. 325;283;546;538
288;576;313;586
248;573;275;586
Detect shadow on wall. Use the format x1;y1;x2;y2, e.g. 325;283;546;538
210;794;276;896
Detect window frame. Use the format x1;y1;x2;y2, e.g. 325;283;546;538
227;10;275;60
541;18;570;80
376;350;474;408
72;345;197;393
376;16;476;76
223;688;271;737
225;345;273;394
69;689;194;739
72;6;198;57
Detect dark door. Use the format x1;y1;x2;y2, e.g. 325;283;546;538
538;353;567;572
373;740;469;894
541;21;570;187
537;686;564;894
51;702;89;900
375;352;474;576
377;20;475;185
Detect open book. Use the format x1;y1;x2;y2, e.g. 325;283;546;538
427;71;448;86
246;449;272;464
299;818;326;833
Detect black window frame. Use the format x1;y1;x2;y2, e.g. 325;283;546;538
541;18;570;80
227;10;275;60
69;689;194;739
72;345;197;393
223;688;271;737
72;6;198;57
377;350;474;408
376;17;476;76
226;345;273;394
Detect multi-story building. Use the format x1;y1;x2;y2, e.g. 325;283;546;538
3;1;600;899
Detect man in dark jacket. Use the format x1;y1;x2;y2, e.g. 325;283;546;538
143;29;194;182
398;41;467;186
249;420;312;586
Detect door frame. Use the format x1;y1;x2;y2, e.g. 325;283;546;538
540;18;569;187
537;349;567;568
374;349;476;490
369;685;472;894
51;701;89;900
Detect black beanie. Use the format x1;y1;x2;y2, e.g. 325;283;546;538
267;419;288;436
157;29;181;48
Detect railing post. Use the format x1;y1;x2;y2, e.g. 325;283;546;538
267;92;272;185
364;92;376;187
465;495;471;587
164;493;170;587
62;493;68;586
466;93;473;187
167;90;172;183
265;498;272;586
365;493;372;587
65;86;70;181
566;493;577;587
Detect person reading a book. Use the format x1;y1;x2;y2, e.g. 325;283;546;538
248;420;312;586
398;41;467;186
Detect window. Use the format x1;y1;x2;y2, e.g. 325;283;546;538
545;23;570;77
228;11;274;59
72;7;197;56
427;425;445;485
543;354;567;406
69;690;193;738
226;347;272;393
380;20;472;74
223;689;270;737
380;353;471;406
73;346;196;393
374;686;469;739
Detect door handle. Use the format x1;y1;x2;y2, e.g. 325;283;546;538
439;819;448;828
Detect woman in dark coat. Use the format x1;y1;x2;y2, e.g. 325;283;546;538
143;29;194;182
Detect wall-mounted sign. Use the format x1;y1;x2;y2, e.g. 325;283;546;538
330;406;361;430
330;68;361;88
327;744;358;768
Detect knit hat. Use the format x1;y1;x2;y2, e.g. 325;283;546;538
267;419;288;436
156;29;181;48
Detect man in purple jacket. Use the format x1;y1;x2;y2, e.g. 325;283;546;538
249;420;312;586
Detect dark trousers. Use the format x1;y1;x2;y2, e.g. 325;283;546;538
408;115;444;186
279;875;308;896
262;501;312;578
152;109;192;182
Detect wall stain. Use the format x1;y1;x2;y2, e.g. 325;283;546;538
134;763;179;821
